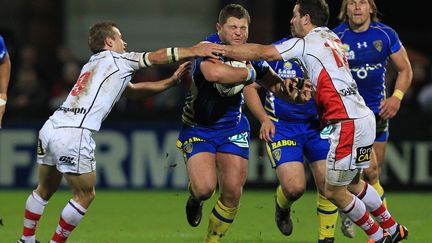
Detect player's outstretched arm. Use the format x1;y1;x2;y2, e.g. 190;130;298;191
221;43;282;62
123;61;192;99
0;52;11;128
145;43;224;66
257;67;311;103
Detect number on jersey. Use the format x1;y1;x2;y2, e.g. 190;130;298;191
324;39;348;68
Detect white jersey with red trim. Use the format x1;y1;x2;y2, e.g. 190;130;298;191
274;27;371;125
50;50;144;131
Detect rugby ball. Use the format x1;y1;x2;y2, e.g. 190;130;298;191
214;60;248;97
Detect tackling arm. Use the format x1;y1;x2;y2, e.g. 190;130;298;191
222;44;283;62
142;42;224;67
258;67;311;103
123;61;191;99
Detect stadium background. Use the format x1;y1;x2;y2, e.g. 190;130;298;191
1;1;432;242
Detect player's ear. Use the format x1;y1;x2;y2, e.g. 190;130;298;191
104;37;114;48
216;23;222;34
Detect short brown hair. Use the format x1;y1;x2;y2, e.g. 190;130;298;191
338;0;380;22
218;4;251;25
296;0;329;27
88;21;118;53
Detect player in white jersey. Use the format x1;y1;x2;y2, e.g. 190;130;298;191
17;21;224;243
217;0;408;242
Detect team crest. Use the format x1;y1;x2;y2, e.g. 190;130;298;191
373;40;383;52
183;143;193;154
272;149;282;161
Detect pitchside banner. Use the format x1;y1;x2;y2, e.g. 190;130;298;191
0;122;431;190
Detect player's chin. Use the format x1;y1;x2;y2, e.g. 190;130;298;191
230;40;246;45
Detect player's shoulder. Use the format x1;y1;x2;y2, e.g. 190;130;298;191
272;37;291;45
332;22;350;36
369;22;398;36
205;33;223;44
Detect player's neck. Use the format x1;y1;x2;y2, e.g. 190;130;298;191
349;19;371;33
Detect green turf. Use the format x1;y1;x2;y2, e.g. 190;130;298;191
0;190;429;242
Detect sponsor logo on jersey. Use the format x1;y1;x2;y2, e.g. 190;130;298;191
271;139;297;150
355;145;372;163
59;156;76;166
228;132;249;148
277;68;297;79
57;106;87;115
350;63;383;79
373;40;383;52
272;149;281;161
339;87;357;96
357;41;368;49
342;44;355;60
37;139;45;156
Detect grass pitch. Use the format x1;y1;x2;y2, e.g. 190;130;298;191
0;190;430;242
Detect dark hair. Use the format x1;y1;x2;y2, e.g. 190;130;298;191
338;0;380;22
218;4;251;25
88;21;118;54
296;0;329;27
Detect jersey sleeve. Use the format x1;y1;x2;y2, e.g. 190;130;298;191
274;38;305;62
120;52;143;71
384;26;402;54
0;35;7;63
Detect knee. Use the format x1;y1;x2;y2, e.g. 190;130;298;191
191;183;215;201
283;185;305;201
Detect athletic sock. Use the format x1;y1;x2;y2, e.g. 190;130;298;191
358;183;397;234
371;181;387;208
342;196;383;240
21;191;48;241
50;199;87;243
276;185;292;209
316;192;337;240
205;200;238;243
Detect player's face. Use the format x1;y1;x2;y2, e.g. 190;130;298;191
346;0;372;28
111;27;127;53
290;4;306;38
217;16;249;45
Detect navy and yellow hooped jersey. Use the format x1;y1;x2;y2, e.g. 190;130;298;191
253;38;318;123
181;33;245;129
333;22;402;114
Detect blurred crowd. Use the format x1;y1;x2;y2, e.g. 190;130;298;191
4;43;432;122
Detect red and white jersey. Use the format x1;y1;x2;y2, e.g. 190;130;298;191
274;27;371;125
50;50;145;131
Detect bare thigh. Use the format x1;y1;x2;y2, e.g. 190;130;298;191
187;152;218;199
35;164;63;200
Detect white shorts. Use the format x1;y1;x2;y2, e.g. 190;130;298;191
326;112;375;186
37;120;96;174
